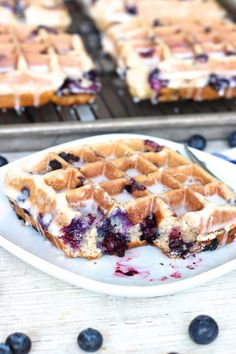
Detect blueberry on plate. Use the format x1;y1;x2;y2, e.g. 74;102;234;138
228;131;236;148
77;328;103;352
188;315;219;345
0;155;8;167
187;135;206;151
6;333;31;354
0;343;12;354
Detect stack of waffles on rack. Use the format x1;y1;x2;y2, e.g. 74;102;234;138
0;24;100;109
0;0;71;30
4;138;236;259
83;0;236;103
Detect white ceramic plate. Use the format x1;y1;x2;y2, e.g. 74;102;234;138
0;133;236;298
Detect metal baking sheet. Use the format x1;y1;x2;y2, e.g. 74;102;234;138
1;0;236;151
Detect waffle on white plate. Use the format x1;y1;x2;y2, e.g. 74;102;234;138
0;24;100;109
103;20;236;102
4;138;236;259
85;0;227;30
0;0;71;30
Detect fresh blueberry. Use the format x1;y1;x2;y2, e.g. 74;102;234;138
140;214;159;243
57;78;101;96
30;25;57;37
58;152;80;164
83;69;98;82
187;135;206;151
6;333;31;354
138;48;155;58
195;53;208;63
148;69;168;92
125;178;146;194
203;238;219;252
77;328;103;352
125;5;137;15
228;131;236;148
0;155;8;167
144;139;164;152
0;343;12;354
17;187;30;203
188;315;219;345
48;159;62;171
99;233;128;257
152;19;161;27
208;74;229;92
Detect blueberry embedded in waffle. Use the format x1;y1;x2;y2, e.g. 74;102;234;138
0;24;100;109
0;0;71;30
103;20;236;102
85;0;227;30
4;138;236;259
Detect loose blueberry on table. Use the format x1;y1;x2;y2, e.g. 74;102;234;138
5;333;31;354
187;135;206;151
188;315;219;345
77;328;103;352
0;343;12;354
0;155;8;167
228;131;236;148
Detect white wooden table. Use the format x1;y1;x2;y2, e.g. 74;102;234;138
0;143;236;354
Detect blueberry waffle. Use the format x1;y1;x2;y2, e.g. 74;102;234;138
4;138;236;259
0;24;100;109
85;0;227;30
0;0;71;30
103;21;236;102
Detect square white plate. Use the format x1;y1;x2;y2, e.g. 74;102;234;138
0;133;236;298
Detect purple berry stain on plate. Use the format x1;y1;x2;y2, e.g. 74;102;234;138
170;271;182;279
113;250;150;279
114;261;150;278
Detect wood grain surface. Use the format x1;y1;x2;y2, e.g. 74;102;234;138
0;147;235;354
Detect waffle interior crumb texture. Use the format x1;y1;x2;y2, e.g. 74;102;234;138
4;138;236;259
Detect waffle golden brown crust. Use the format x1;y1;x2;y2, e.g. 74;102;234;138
4;138;236;260
0;92;95;109
0;24;100;109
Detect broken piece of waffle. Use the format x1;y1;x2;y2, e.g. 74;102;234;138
103;20;236;102
0;0;71;30
0;24;100;109
4;138;236;259
85;0;227;30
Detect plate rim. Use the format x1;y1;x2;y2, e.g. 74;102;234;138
1;132;236;298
